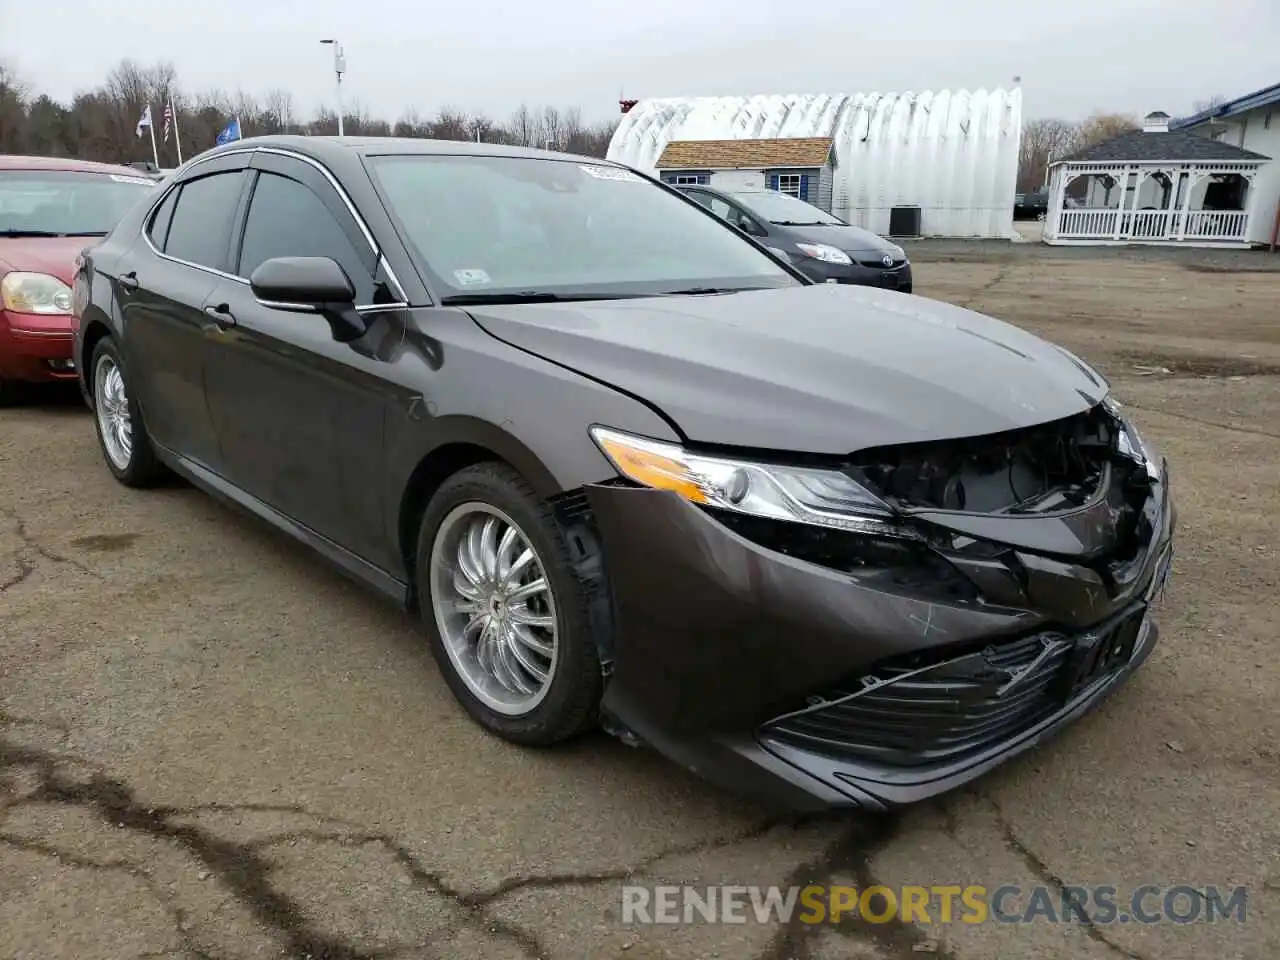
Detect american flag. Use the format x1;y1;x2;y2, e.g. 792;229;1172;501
162;101;173;142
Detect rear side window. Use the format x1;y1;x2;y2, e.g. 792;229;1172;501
163;171;246;271
147;188;179;250
237;172;375;302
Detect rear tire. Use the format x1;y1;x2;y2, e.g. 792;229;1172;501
416;462;602;746
89;337;169;488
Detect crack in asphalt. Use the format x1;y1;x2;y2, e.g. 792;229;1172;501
755;813;959;960
1123;403;1280;441
0;712;841;959
955;265;1010;309
980;793;1156;960
1;505;103;584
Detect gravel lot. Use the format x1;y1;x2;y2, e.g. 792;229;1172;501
2;242;1278;960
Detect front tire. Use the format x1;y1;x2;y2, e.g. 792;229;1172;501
416;462;602;746
90;337;168;487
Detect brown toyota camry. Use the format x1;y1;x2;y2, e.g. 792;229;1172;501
72;137;1175;811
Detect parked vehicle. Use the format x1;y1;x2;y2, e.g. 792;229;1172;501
0;155;157;402
678;184;912;292
1014;188;1050;221
73;137;1175;810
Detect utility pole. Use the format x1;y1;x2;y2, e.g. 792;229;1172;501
320;39;346;136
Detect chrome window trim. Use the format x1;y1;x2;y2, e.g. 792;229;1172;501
139;146;411;310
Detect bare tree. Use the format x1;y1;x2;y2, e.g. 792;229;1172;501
1017;118;1081;191
1192;94;1227;114
541;105;564;149
429;106;470;141
507;104;538;146
260;89;295;134
1075;112;1141;149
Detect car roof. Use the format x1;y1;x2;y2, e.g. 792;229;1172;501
195;135;621;166
0;154;153;177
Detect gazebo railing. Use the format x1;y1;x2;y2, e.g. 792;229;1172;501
1183;211;1248;240
1058;209;1117;237
1054;207;1249;242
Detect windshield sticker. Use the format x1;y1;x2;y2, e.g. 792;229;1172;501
109;174;157;186
453;268;492;286
579;165;643;183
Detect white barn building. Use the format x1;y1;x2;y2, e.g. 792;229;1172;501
606;90;1023;239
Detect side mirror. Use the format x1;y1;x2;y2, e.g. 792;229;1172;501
249;256;366;342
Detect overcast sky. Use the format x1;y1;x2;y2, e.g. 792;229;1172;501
3;0;1276;124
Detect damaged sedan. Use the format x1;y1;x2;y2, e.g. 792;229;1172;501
72;137;1175;810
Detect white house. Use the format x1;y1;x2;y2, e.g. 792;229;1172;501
607;90;1023;239
1171;81;1280;248
1043;111;1270;247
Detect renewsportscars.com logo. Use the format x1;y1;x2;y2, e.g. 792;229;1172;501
620;884;1249;926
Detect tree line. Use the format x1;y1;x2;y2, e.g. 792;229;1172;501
0;59;621;166
4;57;1205;197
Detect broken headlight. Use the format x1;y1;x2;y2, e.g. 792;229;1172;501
1104;396;1162;481
590;426;904;535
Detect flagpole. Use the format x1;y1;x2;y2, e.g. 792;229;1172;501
147;110;160;169
171;98;184;165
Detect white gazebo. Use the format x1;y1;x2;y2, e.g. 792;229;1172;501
1043;111;1271;247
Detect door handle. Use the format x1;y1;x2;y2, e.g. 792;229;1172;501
118;271;139;293
203;303;236;327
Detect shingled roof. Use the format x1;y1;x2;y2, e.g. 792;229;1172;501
655;137;834;170
1053;129;1270;164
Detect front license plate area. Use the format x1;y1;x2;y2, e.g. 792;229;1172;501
1055;606;1146;700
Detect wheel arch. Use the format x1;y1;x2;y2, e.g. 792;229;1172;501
396;422;565;611
78;317;114;405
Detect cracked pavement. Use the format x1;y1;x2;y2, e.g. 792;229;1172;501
2;246;1279;959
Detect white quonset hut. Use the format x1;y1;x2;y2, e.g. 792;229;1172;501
607;90;1023;239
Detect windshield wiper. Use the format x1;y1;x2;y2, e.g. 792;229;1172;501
0;229;66;238
656;287;750;296
770;220;827;226
440;290;647;305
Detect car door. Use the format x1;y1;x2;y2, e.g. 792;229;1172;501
119;155;252;471
201;152;404;569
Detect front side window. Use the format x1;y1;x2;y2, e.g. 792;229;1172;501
164;171;247;271
367;155;797;300
237;172;375;302
0;170;156;237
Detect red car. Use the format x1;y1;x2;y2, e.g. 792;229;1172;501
1;155;157;403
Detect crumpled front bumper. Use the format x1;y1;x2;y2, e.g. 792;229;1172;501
584;465;1175;811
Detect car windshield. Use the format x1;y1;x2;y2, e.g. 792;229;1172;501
730;190;846;226
0;169;156;236
366;155;799;299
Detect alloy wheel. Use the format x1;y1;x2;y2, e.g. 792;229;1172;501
94;354;133;471
429;502;559;716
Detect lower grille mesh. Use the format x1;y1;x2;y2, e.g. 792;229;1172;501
761;630;1077;767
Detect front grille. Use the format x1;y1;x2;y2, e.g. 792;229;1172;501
858;258;907;268
762;629;1079;767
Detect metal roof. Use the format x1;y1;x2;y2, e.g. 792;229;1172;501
655;137;834;170
608;90;1024;239
1170;81;1280;130
1052;130;1270;164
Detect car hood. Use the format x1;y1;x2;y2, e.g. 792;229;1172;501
779;223;900;257
0;236;97;285
464;284;1107;455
